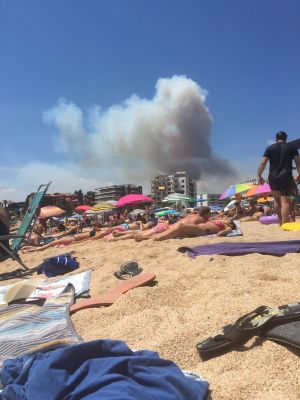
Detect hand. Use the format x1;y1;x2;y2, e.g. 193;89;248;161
295;176;300;184
258;176;265;185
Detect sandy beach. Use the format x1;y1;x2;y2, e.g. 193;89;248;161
2;222;300;399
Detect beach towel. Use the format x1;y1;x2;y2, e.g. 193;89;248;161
0;339;209;399
0;284;82;367
0;269;92;304
37;254;79;277
178;240;300;258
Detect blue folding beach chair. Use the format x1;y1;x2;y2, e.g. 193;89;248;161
0;182;51;279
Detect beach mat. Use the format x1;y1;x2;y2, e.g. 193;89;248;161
178;240;300;258
0;269;92;305
70;271;155;314
0;284;82;367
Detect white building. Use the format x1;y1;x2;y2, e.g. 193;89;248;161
151;171;197;207
196;194;227;208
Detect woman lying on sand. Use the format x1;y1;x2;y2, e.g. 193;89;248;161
105;207;212;242
22;229;100;253
239;200;265;222
95;216;156;240
106;220;169;242
153;217;236;241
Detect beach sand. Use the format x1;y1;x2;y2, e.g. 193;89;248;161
2;222;300;399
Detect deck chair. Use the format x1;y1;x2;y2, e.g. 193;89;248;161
0;182;51;280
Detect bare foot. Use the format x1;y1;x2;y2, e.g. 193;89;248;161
134;235;143;242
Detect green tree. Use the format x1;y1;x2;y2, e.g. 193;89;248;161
74;190;84;204
84;191;95;205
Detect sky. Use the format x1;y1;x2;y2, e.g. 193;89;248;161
1;0;300;200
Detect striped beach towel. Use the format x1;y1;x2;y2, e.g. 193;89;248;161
0;284;82;366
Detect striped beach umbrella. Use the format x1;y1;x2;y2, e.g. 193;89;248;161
219;183;253;200
244;183;271;198
92;202;115;212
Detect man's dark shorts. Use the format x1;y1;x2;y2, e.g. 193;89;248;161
269;176;296;196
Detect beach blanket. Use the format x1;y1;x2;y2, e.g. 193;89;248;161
0;339;209;399
0;284;82;367
0;269;92;304
178;240;300;258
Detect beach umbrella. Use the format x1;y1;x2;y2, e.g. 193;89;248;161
224;200;238;212
162;193;193;203
257;197;274;203
156;209;179;217
129;209;145;216
116;194;154;207
210;205;223;210
244;183;271;198
75;205;92;211
71;214;83;218
92;202;115;212
39;206;65;218
219;183;253;200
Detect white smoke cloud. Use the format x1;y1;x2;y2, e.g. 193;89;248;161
1;75;246;201
43;75;237;181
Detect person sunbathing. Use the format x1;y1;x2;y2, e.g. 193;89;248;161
230;202;244;220
22;223;44;247
176;206;211;225
105;219;165;242
240;200;265;222
22;229;99;253
152;217;236;241
91;217;146;240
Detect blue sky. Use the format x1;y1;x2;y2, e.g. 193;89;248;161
1;0;300;200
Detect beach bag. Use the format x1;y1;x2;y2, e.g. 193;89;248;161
37;254;79;277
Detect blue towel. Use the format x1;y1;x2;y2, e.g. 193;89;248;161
0;339;208;399
37;254;79;277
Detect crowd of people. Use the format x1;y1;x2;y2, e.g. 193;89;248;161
1;131;300;257
19;206;239;253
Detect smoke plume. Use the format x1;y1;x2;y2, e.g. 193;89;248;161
44;75;236;183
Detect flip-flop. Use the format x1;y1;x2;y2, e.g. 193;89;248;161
197;303;300;357
70;271;155;314
261;320;300;349
114;261;143;280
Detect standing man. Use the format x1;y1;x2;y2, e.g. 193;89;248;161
257;131;300;225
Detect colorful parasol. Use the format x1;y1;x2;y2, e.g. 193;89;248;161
156;209;179;217
219;183;253;200
39;206;65;218
116;194;154;207
92;202;116;212
244;183;271;198
129;209;146;216
257;197;274;203
75;205;92;211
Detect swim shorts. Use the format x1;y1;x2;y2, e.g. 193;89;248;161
151;223;169;234
268;176;296;196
